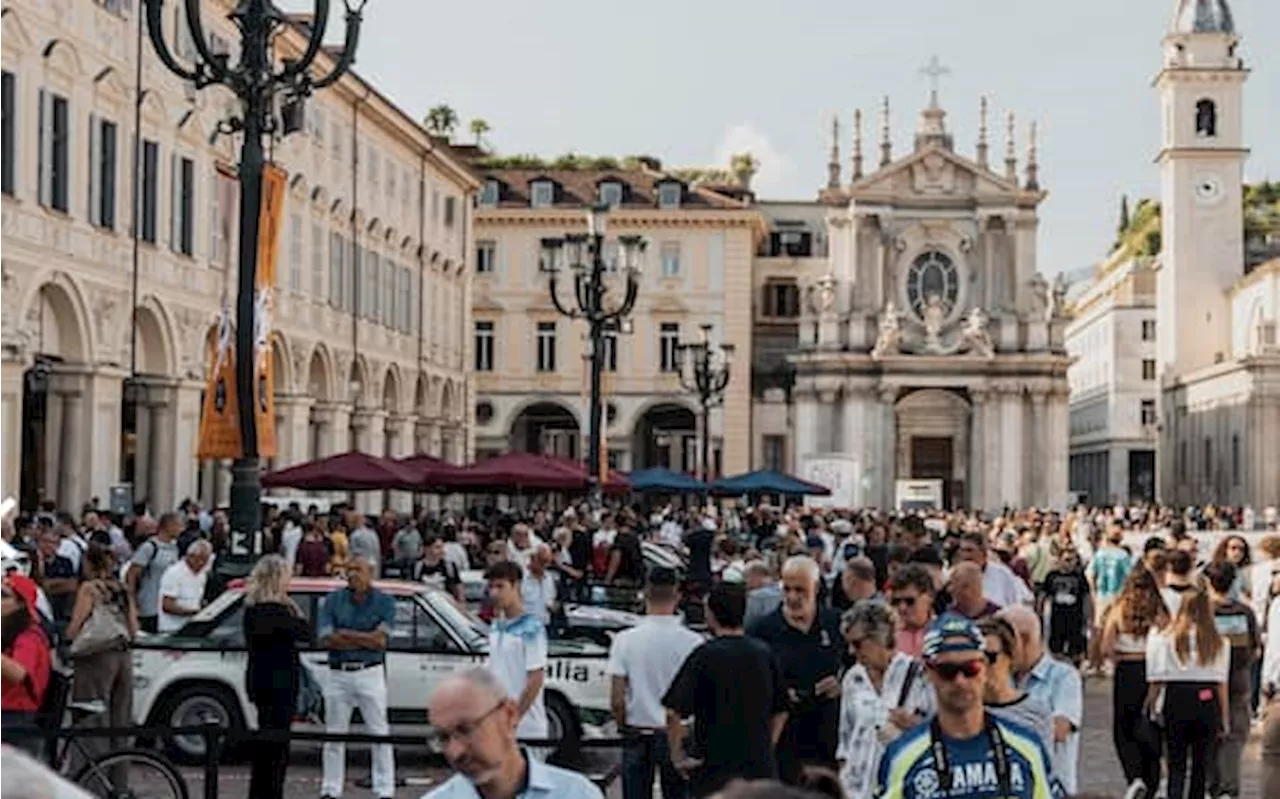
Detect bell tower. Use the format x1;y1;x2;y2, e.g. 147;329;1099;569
1156;0;1248;379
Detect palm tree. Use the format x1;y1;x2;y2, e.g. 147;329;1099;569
424;105;458;139
730;152;759;187
468;118;490;147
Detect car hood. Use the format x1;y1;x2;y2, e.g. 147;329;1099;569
546;637;609;657
564;604;642;627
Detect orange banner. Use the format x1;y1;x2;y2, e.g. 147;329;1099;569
195;163;286;460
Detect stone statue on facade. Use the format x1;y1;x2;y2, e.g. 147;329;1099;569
1028;272;1050;320
870;300;902;358
960;307;995;358
1051;272;1069;318
922;294;945;351
811;273;838;317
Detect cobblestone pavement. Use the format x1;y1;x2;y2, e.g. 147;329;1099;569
169;679;1262;799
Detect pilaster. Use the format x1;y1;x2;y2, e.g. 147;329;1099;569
275;395;316;469
1028;390;1047;504
878;386;898;509
997;382;1025;509
385;414;415;512
969;387;988;511
793;383;820;470
1;360;24;504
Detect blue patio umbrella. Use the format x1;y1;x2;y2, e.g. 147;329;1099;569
710;469;832;497
627;467;706;494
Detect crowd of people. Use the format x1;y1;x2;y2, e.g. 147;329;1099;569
2;497;1280;799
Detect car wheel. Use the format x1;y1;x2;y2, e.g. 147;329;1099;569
544;692;581;756
156;683;245;764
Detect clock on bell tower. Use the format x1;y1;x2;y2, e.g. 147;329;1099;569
1155;0;1248;380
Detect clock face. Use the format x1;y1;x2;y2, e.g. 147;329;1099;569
1194;173;1225;206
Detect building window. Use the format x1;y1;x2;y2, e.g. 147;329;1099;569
387;162;397;203
311;222;325;297
367;147;379;190
288;213;303;292
906;250;959;320
2;71;16;196
536;321;556;372
602;239;619;273
208;165;235;265
1231;433;1241;487
474;321;495;372
599;181;623;208
365;250;379;320
88;115;118;230
94;0;129;13
657;182;681;209
1142;359;1156;381
660;242;681;277
764;280;801;318
530;180;554;208
37;89;70;213
1203;437;1212;484
602;330;618;372
659;322;681;373
443;195;456;228
1140;399;1156;426
382;258;396;327
480;179;500;206
309;106;326;145
1141;319;1156;341
171;155;195;255
476;240;496;274
763;435;786;471
329;231;346;308
768;229;813;257
1195;98;1217;138
141;141;161;242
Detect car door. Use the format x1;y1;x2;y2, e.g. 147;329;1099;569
291;591;335;709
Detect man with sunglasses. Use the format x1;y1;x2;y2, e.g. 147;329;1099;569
875;614;1064;799
422;668;603;799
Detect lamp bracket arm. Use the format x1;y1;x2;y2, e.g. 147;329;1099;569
311;10;362;89
144;0;205;84
181;0;234;85
279;0;331;81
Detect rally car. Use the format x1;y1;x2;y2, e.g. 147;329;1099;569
130;578;611;763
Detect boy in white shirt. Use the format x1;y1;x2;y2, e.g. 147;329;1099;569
484;560;549;751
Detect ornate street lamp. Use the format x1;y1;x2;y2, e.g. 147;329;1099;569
543;204;644;506
142;0;365;538
677;323;733;487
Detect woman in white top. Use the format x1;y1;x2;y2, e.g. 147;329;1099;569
835;599;934;799
1145;587;1230;799
1261;593;1280;799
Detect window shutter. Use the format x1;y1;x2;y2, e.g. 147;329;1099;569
37;89;48;207
186;159;196;256
169;152;179;250
87;114;99;224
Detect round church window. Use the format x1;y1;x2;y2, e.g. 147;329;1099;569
905;251;960;320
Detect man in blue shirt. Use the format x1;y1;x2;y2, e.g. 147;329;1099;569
875;614;1064;799
422;667;602;799
317;556;397;799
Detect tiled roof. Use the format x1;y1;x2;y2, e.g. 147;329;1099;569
478;168;749;210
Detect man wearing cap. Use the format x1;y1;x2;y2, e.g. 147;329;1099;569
1;574;53;756
607;568;704;799
875;613;1064;799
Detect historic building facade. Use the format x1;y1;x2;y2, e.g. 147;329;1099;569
468;164;762;476
789;96;1072;511
1;0;477;513
1064;258;1159;506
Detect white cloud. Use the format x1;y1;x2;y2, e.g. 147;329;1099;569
712;123;793;198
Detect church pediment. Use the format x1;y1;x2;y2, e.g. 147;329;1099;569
851;146;1023;201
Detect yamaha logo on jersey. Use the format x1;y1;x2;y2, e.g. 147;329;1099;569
911;761;1027;798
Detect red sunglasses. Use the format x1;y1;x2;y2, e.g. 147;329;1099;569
929;660;984;681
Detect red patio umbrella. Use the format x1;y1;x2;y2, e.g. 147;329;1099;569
261;451;421;491
436;452;629;494
396;454;470;491
534;453;630;493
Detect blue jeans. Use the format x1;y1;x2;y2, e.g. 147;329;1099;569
622;732;686;799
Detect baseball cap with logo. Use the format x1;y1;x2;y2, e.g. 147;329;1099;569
921;612;985;662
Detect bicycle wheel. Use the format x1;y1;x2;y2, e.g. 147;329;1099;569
72;748;190;799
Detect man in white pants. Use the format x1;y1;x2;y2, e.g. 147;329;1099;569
316;557;396;799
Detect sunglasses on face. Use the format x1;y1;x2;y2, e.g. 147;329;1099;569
891;595;919;607
929;660;984;681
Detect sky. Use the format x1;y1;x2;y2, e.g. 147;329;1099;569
294;0;1279;279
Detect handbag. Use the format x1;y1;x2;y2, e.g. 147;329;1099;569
69;599;130;658
295;661;323;722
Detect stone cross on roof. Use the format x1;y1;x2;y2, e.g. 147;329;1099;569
919;55;951;108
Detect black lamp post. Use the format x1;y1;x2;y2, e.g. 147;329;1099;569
143;0;365;539
543;204;644;507
677;323;733;487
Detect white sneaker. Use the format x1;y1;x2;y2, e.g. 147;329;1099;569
1122;779;1148;799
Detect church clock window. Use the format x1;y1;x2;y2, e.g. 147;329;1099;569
905;250;960;320
1195;99;1217;138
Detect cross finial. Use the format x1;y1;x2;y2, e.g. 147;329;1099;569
919;55;951;108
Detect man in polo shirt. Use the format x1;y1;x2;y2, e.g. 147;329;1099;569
317;556;397;799
607;567;703;799
748;554;843;785
484;560;549;750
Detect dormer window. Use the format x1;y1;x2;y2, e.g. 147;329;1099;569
530;179;555;208
480;179;501;206
599;180;623;208
656;181;682;209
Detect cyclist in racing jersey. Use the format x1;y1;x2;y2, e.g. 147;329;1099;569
875;614;1065;799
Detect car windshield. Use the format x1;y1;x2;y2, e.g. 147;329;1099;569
425;592;488;648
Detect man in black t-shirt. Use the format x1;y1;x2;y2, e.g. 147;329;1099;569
1038;549;1090;663
663;582;788;798
412;534;462;602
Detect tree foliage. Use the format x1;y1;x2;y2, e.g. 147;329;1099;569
423;105;458;138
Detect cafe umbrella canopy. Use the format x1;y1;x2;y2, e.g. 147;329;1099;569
434;451;630;494
261;451;423;492
709;468;831;498
627;467;707;495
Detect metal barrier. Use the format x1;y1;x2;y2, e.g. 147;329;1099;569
6;722;627;798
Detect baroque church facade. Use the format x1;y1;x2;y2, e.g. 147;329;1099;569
789;91;1071;512
1155;0;1280;508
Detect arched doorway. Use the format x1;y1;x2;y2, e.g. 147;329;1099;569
509;401;579;459
631;402;698;473
306;347;332;460
119;303;176;508
895;388;971;509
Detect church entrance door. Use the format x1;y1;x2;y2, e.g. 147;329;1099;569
911;436;954;508
894;389;971;510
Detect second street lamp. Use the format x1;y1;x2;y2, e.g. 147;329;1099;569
678;323;733;487
143;0;365;543
545;204;644;507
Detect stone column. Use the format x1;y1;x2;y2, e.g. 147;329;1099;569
1029;390;1047;506
385;414;414;513
998;383;1025;509
841;386;871;506
172;379;203;507
0;358;24;501
143;380;180;512
793;384;820;471
275;396;315;469
969;387;988;512
1046;386;1070;507
878;386;898;509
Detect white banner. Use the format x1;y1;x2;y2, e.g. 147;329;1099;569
801;455;859;508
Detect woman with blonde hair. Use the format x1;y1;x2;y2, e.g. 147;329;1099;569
242;555;310;799
1145;587;1230;799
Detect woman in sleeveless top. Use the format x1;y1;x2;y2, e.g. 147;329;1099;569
1100;565;1167;799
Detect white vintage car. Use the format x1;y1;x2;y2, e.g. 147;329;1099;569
131;578;612;763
